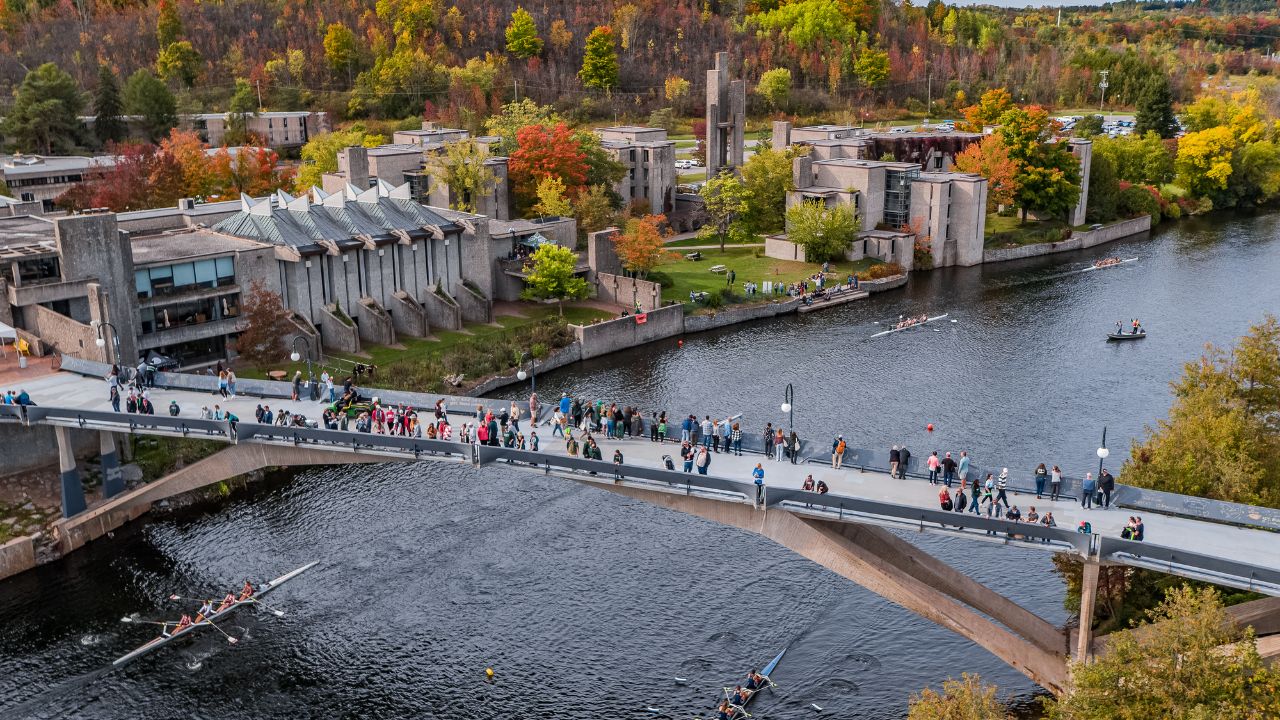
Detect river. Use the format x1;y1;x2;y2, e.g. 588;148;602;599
2;211;1277;719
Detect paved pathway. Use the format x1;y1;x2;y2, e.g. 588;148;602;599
10;371;1280;575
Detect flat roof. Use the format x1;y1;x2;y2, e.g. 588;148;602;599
866;130;983;140
130;229;267;266
916;171;983;183
815;158;921;170
488;216;573;238
367;144;425;157
0;154;119;176
0;215;57;258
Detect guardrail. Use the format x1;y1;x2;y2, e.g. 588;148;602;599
1098;536;1280;595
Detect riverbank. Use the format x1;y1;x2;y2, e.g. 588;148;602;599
983;216;1152;264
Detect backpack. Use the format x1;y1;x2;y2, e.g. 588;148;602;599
1077;521;1092;534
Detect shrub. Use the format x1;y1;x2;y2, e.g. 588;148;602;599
646;270;674;288
1117;184;1162;224
858;262;905;280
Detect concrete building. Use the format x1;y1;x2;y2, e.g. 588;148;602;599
188;111;329;150
595;126;677;215
0;194;43;217
391;123;470;147
706;52;746;177
772;121;983;172
0;154;120;212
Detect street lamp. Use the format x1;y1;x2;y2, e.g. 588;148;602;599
516;351;537;394
781;383;794;430
91;320;121;365
1096;426;1110;478
290;336;314;384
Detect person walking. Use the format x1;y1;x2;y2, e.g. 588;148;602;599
696;445;711;475
1034;463;1048;499
291;371;302;401
612;449;624;479
1081;472;1097;509
982;474;997;517
218;370;229;399
752;463;765;506
958;451;970;487
226;369;237;398
927;452;941;485
889;445;900;478
968;475;982;515
941;452;957;488
898;446;911;479
109;384;121;413
1099;468;1115;508
994;468;1011;515
1050;465;1062;501
832;435;846;469
528;392;539;427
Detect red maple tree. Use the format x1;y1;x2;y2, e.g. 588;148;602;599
508;122;587;214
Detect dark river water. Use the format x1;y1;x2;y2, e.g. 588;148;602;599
2;211;1278;719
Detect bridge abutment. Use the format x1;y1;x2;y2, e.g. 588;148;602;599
54;426;86;518
1075;559;1101;663
100;431;124;499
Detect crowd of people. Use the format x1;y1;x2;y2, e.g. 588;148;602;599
1;389;34;405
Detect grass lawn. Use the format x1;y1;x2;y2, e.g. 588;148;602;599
677;170;706;184
239;304;612;380
653;247;879;304
665;235;761;248
984;213;1072;248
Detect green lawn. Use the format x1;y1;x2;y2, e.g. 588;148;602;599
665;235;762;248
653;247;879;304
677;170;706;184
984;213;1072;248
240;304;612;380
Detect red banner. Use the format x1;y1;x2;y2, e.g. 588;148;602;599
635;313;648;324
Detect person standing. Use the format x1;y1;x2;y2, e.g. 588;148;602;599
774;428;786;462
1099;468;1115;508
752;463;765;505
832;435;846;469
218;370;229;399
958;451;970;487
889;445;901;478
789;431;801;464
109;384;121;413
1034;463;1048;499
681;414;694;443
702;416;714;451
731;423;742;456
528;392;539;427
941;452;957;488
226;369;237;398
291;371;302;401
1081;472;1097;509
681;441;695;473
696;445;711;475
927;452;941;485
898;446;911;479
763;423;774;458
1050;465;1063;501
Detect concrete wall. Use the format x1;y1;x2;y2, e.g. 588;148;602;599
684;298;800;333
573;303;685;360
423;288;462;330
0;536;36;582
318;304;360;353
389;290;428;337
54;214;138;362
595;272;663;312
587;227;623;278
22;303;99;359
0;423;97;478
982;215;1151;263
355;297;396;345
456;282;492;324
1070;139;1093;227
765;236;807;263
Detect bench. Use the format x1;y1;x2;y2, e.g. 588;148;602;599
684;251;702;261
709;264;727;273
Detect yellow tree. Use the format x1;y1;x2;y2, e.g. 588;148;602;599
958;88;1014;132
953;135;1020;211
1176;126;1237;201
613;214;670;278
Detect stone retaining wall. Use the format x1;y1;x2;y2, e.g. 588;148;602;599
982;216;1152;264
0;536;36;582
684;298;800;333
572;304;686;360
595;273;663;312
860;274;909;293
423;289;462;331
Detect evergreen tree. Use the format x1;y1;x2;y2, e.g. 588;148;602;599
1134;76;1178;139
579;26;619;91
123;69;177;143
1085;149;1119;223
156;0;183;47
0;63;84;155
505;7;543;59
225;78;258;146
93;64;127;147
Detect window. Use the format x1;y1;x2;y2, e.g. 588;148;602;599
172;262;195;287
135;270;151;298
216;257;235;286
194;259;217;287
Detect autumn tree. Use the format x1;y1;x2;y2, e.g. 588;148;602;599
756;68;791;112
741;145;806;234
852;48;890;91
580;26;619;91
958;88;1014;132
908;674;1012;720
699;172;750;251
234;280;296;368
155;0;183;47
1013;144;1081;222
508;122;587;213
160;129;217;199
123;69;176;143
1176;126;1236;202
225;78;259;146
1085;150;1119;223
613;214;670;278
93;64;126;147
295;129;386;191
483;98;561;156
210;146;293;197
1094;133;1174;186
573;184;619;242
156;40;202;88
664;76;691;112
953;135;1019;212
521;243;588;316
786;200;858;262
324;23;360;82
505;7;543;58
426;138;499;213
1;63;84;154
533;176;571;218
56;142;184;212
548;19;573;54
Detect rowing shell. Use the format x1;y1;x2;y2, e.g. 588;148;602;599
707;648;786;720
870;314;949;338
1082;257;1138;272
113;562;317;666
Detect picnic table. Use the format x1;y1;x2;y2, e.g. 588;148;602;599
709;264;727;273
684;251;703;261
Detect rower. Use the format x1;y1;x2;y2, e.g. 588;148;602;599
745;668;761;690
215;593;236;612
195;599;214;622
238;580;255;601
717;700;732;720
170;614;193;635
731;685;746;705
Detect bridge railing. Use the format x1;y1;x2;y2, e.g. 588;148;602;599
24;405;234;439
0;404;23;424
1098;536;1280;595
237;422;472;461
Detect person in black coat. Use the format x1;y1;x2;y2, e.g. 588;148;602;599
1099;469;1116;508
898;446;912;479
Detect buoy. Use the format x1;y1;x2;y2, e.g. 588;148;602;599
485;667;495;679
926;423;934;432
677;339;684;348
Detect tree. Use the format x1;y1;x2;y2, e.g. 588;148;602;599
295;129;386;191
93;64;126;147
1085;149;1119;223
953;134;1020;212
505;7;543;58
908;674;1012;720
155;0;183;48
521;243;588;316
1094;133;1175;186
1121;316;1280;507
579;26;619;91
55;142;184;212
483;98;561;156
573;184;619;241
1230;140;1280;206
852;48;890;90
959;88;1013;133
1013;142;1081;222
996;105;1052;164
209;146;293;197
323;23;360;82
756;68;791;112
1134;75;1178;140
508;122;587;213
785;201;858;262
123;69;177;143
613;214;669;277
426;138;499;213
533;175;571;218
160;129;217;199
741;145;804;234
1;63;84;155
1073;114;1105;138
576;131;627;197
234;280;296;368
664;76;691;107
1176;126;1237;202
225;78;259;146
699;172;750;251
156;40;202;88
549;19;574;53
1044;587;1280;720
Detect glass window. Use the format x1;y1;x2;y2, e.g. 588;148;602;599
172;262;195;288
135;270;151;298
148;265;173;293
194;259;217;286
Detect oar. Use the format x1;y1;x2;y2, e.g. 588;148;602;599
120;617;171;626
201;618;240;645
243;598;287;617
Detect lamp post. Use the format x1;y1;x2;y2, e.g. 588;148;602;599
781;383;794;430
290;336;314;386
91;320;121;365
1096;426;1110;478
1098;70;1110;114
517;351;537;394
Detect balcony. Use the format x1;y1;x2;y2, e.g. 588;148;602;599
6;278;93;307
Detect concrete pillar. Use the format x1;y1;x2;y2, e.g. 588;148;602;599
100;431;125;499
55;426;86;517
1076;559;1101;662
1069;139;1093;227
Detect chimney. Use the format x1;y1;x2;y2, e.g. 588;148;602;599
339;146;370;189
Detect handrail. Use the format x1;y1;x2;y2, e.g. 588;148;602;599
1097;536;1280;592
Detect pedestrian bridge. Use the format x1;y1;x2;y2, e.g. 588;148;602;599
3;362;1279;695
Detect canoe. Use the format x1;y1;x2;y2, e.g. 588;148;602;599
113;561;317;666
1107;332;1146;341
712;648;786;719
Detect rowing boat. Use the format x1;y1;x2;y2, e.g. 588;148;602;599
707;648;786;719
871;314;949;338
1082;257;1138;272
113;561;317;666
1107;331;1146;341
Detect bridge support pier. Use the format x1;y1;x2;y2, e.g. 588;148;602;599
1075;559;1101;663
54;426;86;518
100;432;125;499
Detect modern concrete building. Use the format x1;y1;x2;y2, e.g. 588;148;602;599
0;154;120;212
594;126;677;215
391;123;470;146
706;52;746;177
772;121;983;172
188;111;329;149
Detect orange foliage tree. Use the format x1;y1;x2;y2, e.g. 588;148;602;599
954;134;1021;212
613;214;671;278
508;122;587;214
958;88;1014;133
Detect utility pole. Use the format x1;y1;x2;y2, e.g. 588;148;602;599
1098;70;1110;114
255;80;263;108
926;71;932;119
513;79;520;102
